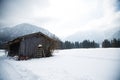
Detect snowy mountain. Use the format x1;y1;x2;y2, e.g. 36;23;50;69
113;30;120;39
66;27;120;43
104;26;120;39
10;23;55;39
0;27;11;43
0;23;57;44
66;30;105;43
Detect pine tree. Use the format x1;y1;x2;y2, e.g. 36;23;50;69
74;42;80;48
102;39;111;48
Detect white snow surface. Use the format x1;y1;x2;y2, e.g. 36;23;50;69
0;48;120;80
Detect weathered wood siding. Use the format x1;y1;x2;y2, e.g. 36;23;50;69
19;34;51;57
7;32;57;58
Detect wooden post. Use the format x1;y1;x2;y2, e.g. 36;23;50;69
42;48;45;57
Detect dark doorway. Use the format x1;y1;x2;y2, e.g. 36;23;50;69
8;42;20;56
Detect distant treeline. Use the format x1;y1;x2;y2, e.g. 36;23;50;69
102;38;120;48
1;38;120;49
59;40;99;49
58;38;120;49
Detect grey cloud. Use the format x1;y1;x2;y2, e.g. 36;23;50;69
116;0;120;11
0;0;49;26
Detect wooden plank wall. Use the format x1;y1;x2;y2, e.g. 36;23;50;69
19;35;51;57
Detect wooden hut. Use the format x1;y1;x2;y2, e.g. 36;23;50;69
6;32;58;59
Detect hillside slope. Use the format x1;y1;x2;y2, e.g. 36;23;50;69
0;23;57;44
66;26;120;43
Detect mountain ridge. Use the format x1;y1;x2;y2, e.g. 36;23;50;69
0;23;57;44
65;26;120;43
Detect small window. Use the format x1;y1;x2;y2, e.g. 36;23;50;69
38;44;42;48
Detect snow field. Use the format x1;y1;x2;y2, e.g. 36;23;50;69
0;48;120;80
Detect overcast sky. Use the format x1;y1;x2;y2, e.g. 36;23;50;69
0;0;120;38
